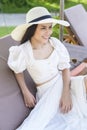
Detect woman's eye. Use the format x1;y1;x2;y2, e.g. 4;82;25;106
41;27;52;30
49;26;52;29
41;27;46;29
49;25;52;29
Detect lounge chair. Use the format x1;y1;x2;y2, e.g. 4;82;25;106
0;35;36;130
0;35;87;130
64;42;87;76
64;4;87;46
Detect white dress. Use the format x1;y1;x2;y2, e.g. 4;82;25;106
8;37;87;130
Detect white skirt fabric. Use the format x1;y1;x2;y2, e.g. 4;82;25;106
16;75;87;130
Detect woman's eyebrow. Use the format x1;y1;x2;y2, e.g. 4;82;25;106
40;25;46;27
40;24;52;27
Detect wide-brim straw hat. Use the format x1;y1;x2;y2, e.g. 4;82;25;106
11;6;70;41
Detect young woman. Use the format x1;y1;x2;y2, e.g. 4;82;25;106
8;6;87;130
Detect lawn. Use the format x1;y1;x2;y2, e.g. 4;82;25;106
0;26;15;38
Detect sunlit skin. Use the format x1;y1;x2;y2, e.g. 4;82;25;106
30;23;54;60
31;23;53;48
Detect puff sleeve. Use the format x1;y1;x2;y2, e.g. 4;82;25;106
52;37;71;70
7;46;26;73
58;44;71;70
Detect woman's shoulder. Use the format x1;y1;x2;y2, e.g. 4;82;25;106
50;37;61;43
8;41;30;73
9;41;30;52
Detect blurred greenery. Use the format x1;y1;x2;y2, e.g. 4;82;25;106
0;26;15;37
0;0;87;37
0;0;87;13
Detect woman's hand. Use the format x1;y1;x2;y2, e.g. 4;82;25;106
14;73;37;108
59;89;72;113
59;69;72;113
23;88;37;108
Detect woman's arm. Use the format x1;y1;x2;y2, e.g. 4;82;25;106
59;68;72;113
15;73;36;108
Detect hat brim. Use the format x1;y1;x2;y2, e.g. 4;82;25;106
11;18;70;41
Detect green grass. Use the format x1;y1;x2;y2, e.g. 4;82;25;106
0;26;15;38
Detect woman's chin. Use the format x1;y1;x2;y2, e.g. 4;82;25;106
43;38;49;43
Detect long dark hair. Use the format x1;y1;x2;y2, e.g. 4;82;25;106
20;24;38;44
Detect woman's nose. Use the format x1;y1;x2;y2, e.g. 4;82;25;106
46;29;51;35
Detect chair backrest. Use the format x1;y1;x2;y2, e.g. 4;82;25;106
64;4;87;46
0;35;36;130
64;42;87;69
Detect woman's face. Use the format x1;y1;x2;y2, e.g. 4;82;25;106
32;23;53;44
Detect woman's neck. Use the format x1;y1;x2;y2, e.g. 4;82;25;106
30;38;49;50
